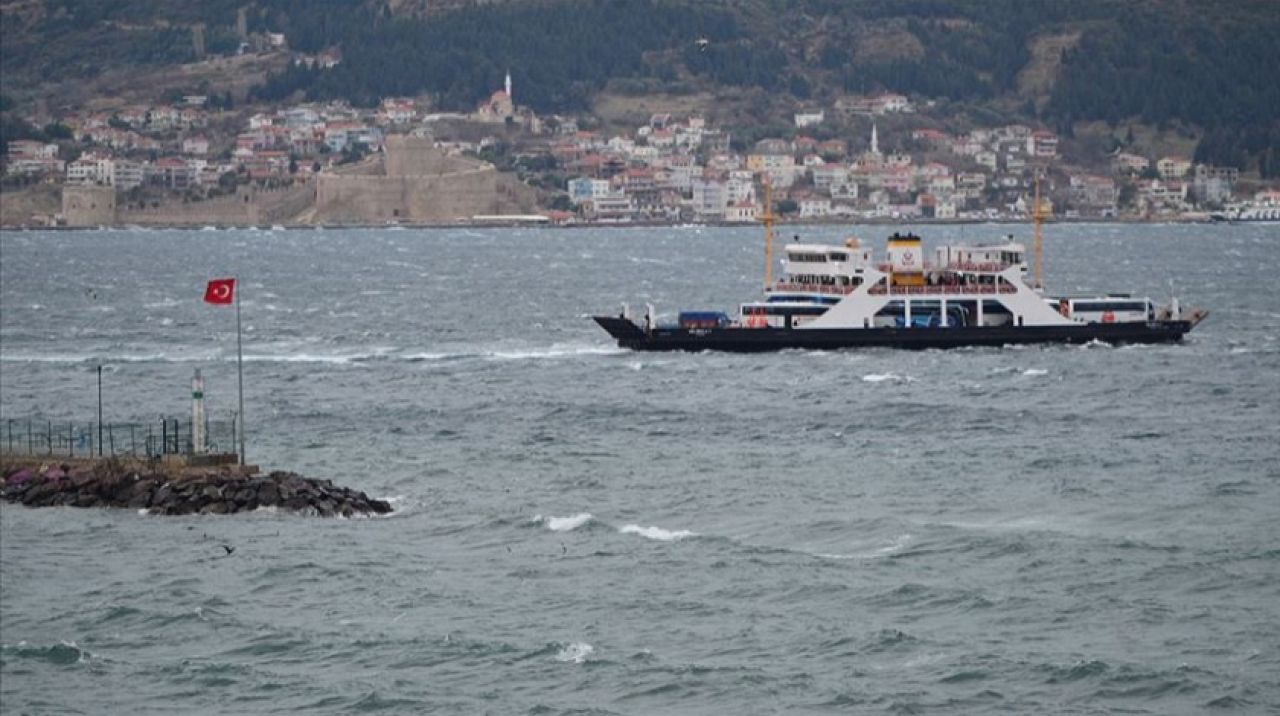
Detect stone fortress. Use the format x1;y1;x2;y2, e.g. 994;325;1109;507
312;135;534;224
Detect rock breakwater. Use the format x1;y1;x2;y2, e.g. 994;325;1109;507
1;459;392;517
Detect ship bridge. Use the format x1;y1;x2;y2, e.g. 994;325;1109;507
773;238;874;294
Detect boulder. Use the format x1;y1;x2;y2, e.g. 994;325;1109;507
256;482;280;506
127;490;153;509
2;461;392;517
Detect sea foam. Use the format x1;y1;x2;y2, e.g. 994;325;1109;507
555;642;594;664
619;524;696;541
544;513;593;532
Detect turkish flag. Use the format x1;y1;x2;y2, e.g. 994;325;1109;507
204;278;236;305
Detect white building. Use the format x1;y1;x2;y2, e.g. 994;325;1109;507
794;111;825;128
799;198;832;218
724;201;759;223
567;177;612;205
691;179;728;220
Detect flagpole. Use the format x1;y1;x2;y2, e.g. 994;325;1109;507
235;277;246;466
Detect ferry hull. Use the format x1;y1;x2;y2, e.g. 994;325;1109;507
593;316;1197;352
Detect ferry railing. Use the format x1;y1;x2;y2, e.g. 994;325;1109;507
867;284;1018;296
770;283;857;295
875;261;1012;273
0;417;236;460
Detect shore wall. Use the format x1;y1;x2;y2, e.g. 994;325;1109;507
118;185;313;227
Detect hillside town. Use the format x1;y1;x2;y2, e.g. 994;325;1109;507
4;77;1279;226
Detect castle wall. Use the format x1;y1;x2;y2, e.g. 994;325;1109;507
314;167;499;223
61;185;117;227
116;185;313;226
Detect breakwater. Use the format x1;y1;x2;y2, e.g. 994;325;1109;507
1;458;392;517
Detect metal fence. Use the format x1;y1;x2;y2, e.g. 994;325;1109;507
1;417;237;459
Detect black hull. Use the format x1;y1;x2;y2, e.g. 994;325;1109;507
593;316;1196;352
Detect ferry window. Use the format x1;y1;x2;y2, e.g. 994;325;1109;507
787;253;827;263
828;252;848;262
1073;301;1148;312
876;300;906;317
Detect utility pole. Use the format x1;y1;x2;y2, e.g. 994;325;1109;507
97;364;103;456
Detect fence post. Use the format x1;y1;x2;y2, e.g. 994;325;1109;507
109;424;115;456
7;419;12;454
130;425;136;457
28;419;33;455
47;420;52;456
69;422;74;458
162;420;168;455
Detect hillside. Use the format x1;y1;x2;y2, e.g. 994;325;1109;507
2;0;1278;173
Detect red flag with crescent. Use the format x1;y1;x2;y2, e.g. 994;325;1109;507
204;278;236;305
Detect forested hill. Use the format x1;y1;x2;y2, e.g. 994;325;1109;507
3;0;1278;169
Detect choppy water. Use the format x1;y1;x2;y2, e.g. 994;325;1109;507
1;223;1278;714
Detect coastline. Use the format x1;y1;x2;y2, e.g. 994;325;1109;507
0;215;1237;232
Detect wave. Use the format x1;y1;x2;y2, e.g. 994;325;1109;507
1;640;92;665
815;534;913;560
1;342;626;366
862;372;912;383
619;523;696;541
0;351;217;364
537;513;594;532
1022;368;1049;376
554;641;595;664
483;345;627;361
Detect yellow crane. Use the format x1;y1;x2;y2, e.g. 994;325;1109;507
1032;173;1048;290
760;179;776;290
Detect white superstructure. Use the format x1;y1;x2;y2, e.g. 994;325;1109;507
740;232;1159;330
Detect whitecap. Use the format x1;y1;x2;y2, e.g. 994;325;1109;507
862;373;911;383
486;345;626;361
816;533;912;560
1023;368;1048;376
619;524;696;541
546;513;593;532
242;353;360;364
555;642;594;664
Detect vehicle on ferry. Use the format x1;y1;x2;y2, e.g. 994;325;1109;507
594;228;1207;352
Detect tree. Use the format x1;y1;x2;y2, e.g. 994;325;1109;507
43;122;73;140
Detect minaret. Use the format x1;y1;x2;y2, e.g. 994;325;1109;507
505;70;512;101
871;121;880;155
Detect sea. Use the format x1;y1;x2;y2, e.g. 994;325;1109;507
1;223;1278;715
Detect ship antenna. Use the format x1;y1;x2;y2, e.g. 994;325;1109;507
760;178;776;290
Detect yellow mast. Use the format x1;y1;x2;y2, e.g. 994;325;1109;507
1033;174;1045;290
761;179;776;290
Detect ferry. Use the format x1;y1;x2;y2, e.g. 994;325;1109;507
593;197;1206;352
